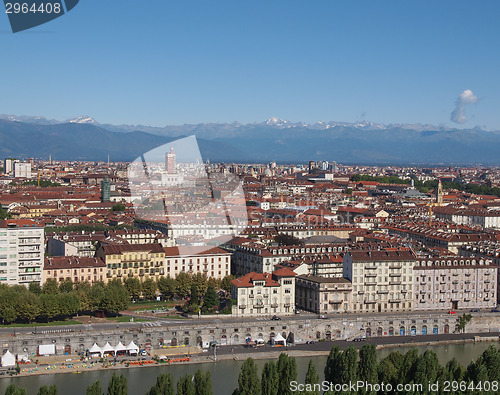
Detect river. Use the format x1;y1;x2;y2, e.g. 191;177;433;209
0;341;497;395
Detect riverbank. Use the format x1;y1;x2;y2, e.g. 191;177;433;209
5;333;498;379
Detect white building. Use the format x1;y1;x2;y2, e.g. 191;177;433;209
0;220;44;286
13;162;32;178
343;250;416;313
231;268;296;317
164;246;231;279
414;256;497;311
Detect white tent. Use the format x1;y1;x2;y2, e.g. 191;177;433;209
273;333;286;346
1;350;15;367
126;341;139;355
101;342;115;356
89;343;102;357
114;342;127;354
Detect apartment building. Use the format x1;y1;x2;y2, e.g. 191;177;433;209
343;250;416;313
164;246;231;279
44;256;107;285
95;243;165;281
295;275;352;314
414;256;497;311
0;220;44;286
231;268;296;317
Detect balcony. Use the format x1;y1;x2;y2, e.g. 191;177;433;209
271;303;278;308
329;300;342;304
365;282;377;286
365;273;377;278
389;273;401;277
377;290;389;294
389;265;402;269
239;305;246;309
452;280;458;284
249;294;254;298
364;300;377;304
389;299;401;303
389;281;401;285
254;304;264;309
365;265;377;270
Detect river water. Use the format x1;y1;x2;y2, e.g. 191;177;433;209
0;341;497;395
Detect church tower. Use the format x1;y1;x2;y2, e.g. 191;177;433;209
436;179;443;205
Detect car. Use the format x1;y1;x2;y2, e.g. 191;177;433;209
448;310;456;314
180;312;189;318
471;308;480;313
353;337;366;342
271;315;281;321
491;308;500;313
294;309;300;314
318;314;327;319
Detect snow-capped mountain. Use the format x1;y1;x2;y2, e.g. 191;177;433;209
67;116;99;125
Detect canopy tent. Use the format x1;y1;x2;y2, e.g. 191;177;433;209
126;341;139;355
1;350;15;367
273;333;286;346
89;343;102;357
101;342;115;356
114;342;127;355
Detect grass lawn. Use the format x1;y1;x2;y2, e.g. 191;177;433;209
127;300;183;312
2;319;83;328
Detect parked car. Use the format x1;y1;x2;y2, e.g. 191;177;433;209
471;308;480;312
318;314;327;319
180;312;189;318
353;337;366;342
271;315;281;321
448;310;456;314
491;308;500;313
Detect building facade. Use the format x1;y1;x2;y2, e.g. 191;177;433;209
44;256;107;285
343;250;415;313
95;243;165;281
414;256;497;311
231;268;296;317
164;246;231;280
295;275;352;314
0;220;44;286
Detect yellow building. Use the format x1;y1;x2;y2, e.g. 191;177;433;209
95;243;165;281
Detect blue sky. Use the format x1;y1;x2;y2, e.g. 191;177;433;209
0;0;499;128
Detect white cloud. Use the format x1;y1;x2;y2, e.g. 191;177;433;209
450;89;478;124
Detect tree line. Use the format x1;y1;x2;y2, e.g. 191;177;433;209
3;345;500;394
0;272;235;324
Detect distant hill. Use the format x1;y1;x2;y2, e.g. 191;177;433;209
0;117;499;164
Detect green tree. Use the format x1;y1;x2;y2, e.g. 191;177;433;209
339;346;358;387
456;313;473;333
0;206;11;220
112;203;126;211
87;282;106;311
29;282;42;295
398;348;419;385
324;345;342;384
377;351;403;394
189;284;200;306
142;278;157;300
202;285;218;313
413;350;441;391
177;374;196;395
274;234;303;246
40;293;61;321
0;286;19;323
194;370;213;395
175;272;192;299
157;276;177;299
57;292;80;316
37;385;58;395
43;278;59;295
237;358;261;395
101;284;129;315
17;292;41;323
147;373;175;395
480;345;500;382
303;360;320;395
358;344;378;395
107;373;127;395
86;380;103;395
261;361;278;395
5;385;27;395
124;278;142;301
220;275;235;294
191;273;208;296
277;353;297;395
58;278;74;293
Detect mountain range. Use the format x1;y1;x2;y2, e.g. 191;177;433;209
0;114;499;165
